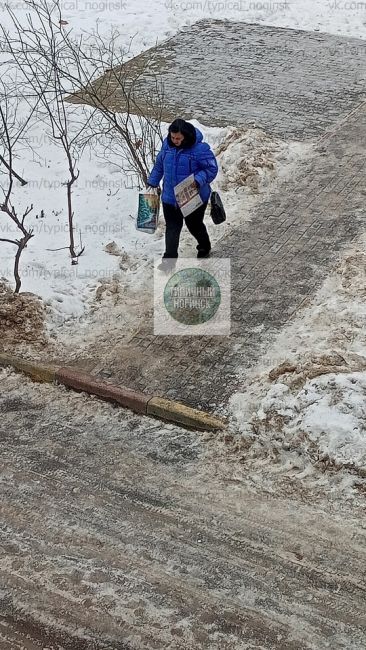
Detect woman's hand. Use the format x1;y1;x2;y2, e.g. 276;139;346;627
146;184;161;195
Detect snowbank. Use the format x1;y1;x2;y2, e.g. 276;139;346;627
0;113;307;356
230;239;366;484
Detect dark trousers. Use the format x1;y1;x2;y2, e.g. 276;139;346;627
162;201;211;258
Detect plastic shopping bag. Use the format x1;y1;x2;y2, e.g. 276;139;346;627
136;187;160;233
210;191;226;225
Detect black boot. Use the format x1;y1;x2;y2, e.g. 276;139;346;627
197;246;211;259
157;256;177;272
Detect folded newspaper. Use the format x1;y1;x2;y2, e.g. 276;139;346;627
174;174;203;217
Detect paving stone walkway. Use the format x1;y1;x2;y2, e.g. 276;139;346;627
89;102;366;413
69;19;366;139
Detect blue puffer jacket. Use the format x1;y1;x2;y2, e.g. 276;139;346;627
147;128;218;206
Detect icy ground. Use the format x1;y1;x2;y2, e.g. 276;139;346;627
2;364;366;648
2;0;366;486
1;363;365;513
230;236;366;484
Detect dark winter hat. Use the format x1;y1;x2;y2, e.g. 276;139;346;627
168;118;196;148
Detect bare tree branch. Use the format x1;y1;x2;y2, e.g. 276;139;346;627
1;0;96;263
4;0;165;188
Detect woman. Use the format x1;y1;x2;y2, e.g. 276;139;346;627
147;118;218;269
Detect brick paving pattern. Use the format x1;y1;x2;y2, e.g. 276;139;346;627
69;20;366;139
92;103;366;412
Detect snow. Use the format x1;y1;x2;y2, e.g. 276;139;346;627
253;374;366;469
0;0;357;339
230;239;366;482
2;0;366;479
1;111;307;351
3;0;366;52
1;0;364;309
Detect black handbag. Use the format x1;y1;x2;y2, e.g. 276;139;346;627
210;191;226;225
